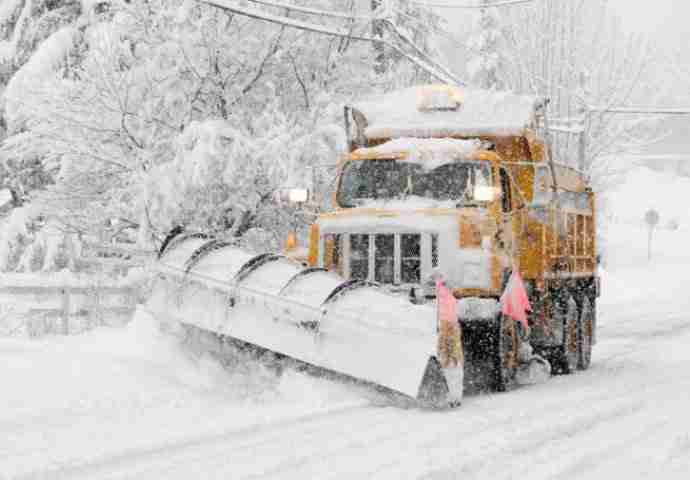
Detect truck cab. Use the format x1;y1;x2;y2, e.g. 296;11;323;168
307;85;548;299
311;141;513;301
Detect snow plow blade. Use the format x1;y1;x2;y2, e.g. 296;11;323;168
147;233;461;406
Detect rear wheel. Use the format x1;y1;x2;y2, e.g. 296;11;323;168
558;297;579;374
495;314;519;391
578;298;594;370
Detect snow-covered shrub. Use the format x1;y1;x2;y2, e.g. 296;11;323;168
4;216;82;273
466;4;504;90
0;206;29;271
2;0;426;253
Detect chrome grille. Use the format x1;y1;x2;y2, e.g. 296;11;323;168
400;234;421;284
374;234;395;283
349;234;369;281
431;234;439;268
337;233;424;285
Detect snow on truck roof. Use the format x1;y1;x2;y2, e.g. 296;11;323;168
351;85;543;140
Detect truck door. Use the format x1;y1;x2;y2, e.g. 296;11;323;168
498;167;516;257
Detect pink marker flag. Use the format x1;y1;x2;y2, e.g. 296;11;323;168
436;279;457;326
436;279;463;368
500;270;532;330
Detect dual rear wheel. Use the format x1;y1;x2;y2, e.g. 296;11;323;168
557;296;594;374
495;314;519;392
578;298;594;370
494;293;595;389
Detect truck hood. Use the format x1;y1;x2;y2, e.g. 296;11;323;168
317;207;485;234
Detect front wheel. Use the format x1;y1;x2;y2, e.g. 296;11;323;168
494;314;519;391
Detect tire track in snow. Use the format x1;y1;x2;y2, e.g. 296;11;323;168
13;292;690;479
14;401;373;480
47;317;686;480
553;418;673;480
412;400;646;480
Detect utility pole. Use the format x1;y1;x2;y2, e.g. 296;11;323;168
372;0;387;74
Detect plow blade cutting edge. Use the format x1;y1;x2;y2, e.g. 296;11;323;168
146;233;462;406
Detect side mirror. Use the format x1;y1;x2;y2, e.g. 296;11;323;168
275;188;310;205
288;188;309;204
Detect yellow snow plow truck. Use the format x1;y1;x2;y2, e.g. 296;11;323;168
302;85;599;386
150;85;598;407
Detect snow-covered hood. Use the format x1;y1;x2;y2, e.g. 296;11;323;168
317;208;480;234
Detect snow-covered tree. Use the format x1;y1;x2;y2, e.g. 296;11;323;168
466;1;503;89
1;0;386;255
501;0;663;177
0;1;94;206
0;206;29;271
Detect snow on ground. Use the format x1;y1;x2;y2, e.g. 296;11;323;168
2;164;690;479
0;309;366;479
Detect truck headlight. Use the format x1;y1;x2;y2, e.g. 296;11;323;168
473;186;499;202
288;188;309;203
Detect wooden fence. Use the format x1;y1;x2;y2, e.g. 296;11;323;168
0;285;138;337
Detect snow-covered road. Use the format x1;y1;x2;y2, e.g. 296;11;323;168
3;281;689;480
2;166;690;479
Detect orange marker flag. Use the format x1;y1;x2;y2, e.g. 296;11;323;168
436;279;463;368
500;271;532;330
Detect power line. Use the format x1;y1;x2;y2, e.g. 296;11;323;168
200;0;377;43
410;0;533;9
589;106;690;115
393;6;466;47
243;0;374;21
382;19;459;82
200;0;464;85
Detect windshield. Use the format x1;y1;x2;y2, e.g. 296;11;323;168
337;159;493;207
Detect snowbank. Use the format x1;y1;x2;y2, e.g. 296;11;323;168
0;307;366;478
597;163;690;310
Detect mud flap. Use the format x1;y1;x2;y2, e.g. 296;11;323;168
515;354;551;385
515;336;551;385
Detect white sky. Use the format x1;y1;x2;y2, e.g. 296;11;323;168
440;0;689;88
610;0;689;39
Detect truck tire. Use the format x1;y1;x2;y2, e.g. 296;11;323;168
559;297;579;374
578;298;594;370
495;314;518;391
